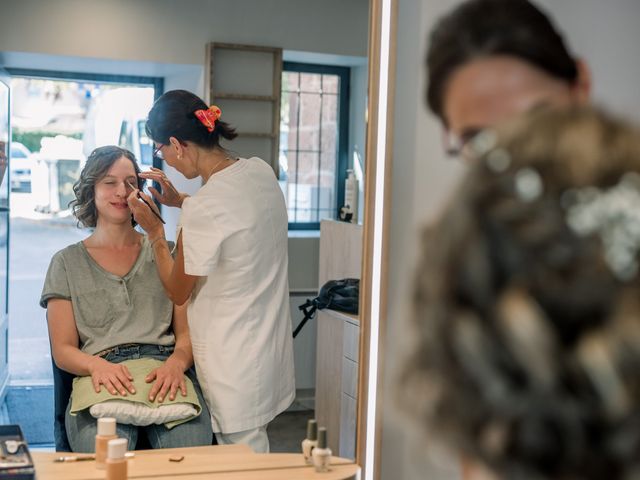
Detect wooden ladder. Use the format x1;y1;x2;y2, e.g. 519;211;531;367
205;42;283;177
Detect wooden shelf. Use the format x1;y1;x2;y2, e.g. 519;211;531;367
209;42;282;53
206;42;282;177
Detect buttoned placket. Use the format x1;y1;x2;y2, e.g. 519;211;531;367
119;277;131;305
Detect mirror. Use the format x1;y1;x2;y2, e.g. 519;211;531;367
0;0;374;462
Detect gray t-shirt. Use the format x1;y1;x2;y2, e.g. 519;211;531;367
40;237;175;355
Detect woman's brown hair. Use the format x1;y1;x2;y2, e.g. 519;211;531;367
70;145;142;228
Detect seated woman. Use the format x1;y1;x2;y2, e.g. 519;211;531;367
40;145;213;452
402;107;640;479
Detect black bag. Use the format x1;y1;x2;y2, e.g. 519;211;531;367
293;278;359;338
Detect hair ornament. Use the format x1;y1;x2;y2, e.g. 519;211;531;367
194;105;222;132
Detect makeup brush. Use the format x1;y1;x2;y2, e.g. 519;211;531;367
127;180;165;224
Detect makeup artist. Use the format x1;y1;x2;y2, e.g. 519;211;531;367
127;90;295;453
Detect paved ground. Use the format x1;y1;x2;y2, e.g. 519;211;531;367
8;192;85;384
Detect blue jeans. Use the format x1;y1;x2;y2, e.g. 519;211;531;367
66;344;213;452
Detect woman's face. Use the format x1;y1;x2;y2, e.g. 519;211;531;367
442;55;588;151
94;156;138;225
155;140;199;179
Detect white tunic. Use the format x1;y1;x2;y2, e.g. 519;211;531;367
177;157;295;433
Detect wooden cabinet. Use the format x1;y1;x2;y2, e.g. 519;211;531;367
315;220;361;459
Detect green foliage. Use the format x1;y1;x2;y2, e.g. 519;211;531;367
12;130;82;153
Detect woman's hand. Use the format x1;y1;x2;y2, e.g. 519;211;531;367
87;356;136;396
145;358;187;403
127;189;165;240
139;168;188;208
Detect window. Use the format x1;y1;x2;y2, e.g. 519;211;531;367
279;62;350;230
3;69;162;393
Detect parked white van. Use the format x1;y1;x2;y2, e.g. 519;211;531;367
83;86;155;168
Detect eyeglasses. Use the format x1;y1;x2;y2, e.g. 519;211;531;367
153;143;165;160
443;128;483;160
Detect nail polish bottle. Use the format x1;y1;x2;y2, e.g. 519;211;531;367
106;438;128;480
95;417;118;469
301;419;318;464
312;427;332;472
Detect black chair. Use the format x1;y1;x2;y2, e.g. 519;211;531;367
51;355;74;452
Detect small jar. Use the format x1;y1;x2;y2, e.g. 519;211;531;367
95;417;118;469
106;438;128;480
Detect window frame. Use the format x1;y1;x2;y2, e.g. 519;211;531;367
281;62;350;231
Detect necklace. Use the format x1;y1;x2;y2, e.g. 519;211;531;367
206;156;231;181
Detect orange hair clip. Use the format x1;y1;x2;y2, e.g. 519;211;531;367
194;106;222;132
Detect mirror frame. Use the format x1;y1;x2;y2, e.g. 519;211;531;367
356;0;397;478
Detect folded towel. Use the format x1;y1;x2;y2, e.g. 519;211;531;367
70;358;202;429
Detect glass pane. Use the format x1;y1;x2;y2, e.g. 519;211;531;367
282;71;299;92
0;210;6;315
0;80;9;209
319;151;337;220
322;75;339;94
281;69;342;225
321;93;338;156
9;77;155;386
300;73;321;94
287;152;321;223
298;93;321;152
138;120;153;166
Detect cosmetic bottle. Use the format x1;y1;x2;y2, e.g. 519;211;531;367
301;419;318;464
95;417;118;469
106;438;128;480
344;169;358;223
312;427;332;472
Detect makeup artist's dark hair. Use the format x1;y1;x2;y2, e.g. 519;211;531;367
426;0;579;122
71;145;142;228
145;89;238;149
401;107;640;479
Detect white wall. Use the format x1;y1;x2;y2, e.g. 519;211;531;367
535;0;640;123
379;0;640;478
0;0;368;63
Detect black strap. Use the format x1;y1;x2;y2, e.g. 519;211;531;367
293;300;317;338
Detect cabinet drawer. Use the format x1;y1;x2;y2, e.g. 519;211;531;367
341;356;358;399
339;392;357;459
343;321;360;362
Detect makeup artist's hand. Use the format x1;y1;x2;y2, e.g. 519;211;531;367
127;189;165;240
87;356;136;396
145;358;187;403
138;168;188;208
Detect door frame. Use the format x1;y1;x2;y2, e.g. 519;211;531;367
0;69;12;403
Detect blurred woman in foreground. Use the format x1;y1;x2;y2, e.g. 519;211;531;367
402;107;640;479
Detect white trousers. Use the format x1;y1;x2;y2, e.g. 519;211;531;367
215;424;270;453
